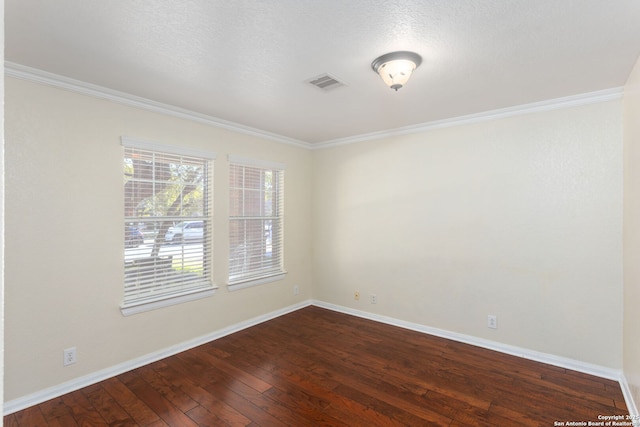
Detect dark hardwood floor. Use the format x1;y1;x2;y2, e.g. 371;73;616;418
5;306;629;426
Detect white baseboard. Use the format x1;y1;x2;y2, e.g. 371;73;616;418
620;375;640;422
5;298;638;419
312;300;639;417
3;299;313;415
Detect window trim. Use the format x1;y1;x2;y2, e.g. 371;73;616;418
227;154;286;171
227;155;286;290
227;273;287;292
120;287;217;316
121;137;217;315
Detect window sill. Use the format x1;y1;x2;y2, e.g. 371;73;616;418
120;286;218;316
227;272;287;292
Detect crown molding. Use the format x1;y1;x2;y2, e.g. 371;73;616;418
5;62;623;151
4;62;313;150
312;87;624;150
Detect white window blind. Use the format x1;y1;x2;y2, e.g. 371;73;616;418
228;156;285;288
123;140;215;313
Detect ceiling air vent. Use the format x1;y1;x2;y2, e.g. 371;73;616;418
306;73;346;91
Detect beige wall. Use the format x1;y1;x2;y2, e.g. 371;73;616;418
624;55;640;410
3;77;313;400
313;100;623;368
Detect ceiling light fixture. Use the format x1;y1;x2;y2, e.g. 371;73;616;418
371;51;422;91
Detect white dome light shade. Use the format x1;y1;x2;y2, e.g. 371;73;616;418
371;51;422;91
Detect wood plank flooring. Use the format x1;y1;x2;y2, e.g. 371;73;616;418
5;306;629;426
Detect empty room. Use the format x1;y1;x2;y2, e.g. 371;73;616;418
3;0;640;425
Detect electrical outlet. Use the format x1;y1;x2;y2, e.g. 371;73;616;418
487;315;497;329
354;291;360;300
63;347;77;366
293;285;299;295
370;294;377;304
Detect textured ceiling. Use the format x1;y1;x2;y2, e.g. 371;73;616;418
6;0;640;144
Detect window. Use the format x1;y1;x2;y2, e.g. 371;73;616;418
122;138;216;315
228;156;286;290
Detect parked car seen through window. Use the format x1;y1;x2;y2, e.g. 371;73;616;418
164;221;204;243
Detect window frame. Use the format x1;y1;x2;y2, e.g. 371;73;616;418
227;155;286;291
121;137;217;315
